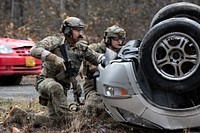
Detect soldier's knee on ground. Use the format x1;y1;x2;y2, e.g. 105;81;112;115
85;91;103;106
84;91;105;116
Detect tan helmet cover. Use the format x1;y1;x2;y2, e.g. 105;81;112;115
60;17;84;33
63;17;84;28
104;25;126;38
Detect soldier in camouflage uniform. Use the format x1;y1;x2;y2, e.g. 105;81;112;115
2;17;104;127
82;25;126;112
30;17;104;118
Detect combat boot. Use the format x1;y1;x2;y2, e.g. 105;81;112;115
84;91;105;116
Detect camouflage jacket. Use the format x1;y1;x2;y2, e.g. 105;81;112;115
82;39;106;78
30;34;102;84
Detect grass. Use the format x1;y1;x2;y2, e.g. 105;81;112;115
0;98;45;123
0;98;197;133
0;76;134;132
0;98;135;133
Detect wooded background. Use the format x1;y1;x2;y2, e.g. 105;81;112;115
1;0;200;43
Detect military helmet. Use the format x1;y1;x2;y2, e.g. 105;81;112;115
104;25;126;44
60;17;84;36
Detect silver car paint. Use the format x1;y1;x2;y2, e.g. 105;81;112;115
96;40;200;130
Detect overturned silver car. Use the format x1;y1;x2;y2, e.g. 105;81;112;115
96;2;200;130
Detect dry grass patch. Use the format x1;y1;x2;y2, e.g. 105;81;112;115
0;98;135;133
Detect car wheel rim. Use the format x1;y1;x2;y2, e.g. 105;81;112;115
152;32;200;80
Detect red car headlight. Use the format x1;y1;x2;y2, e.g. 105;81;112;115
0;45;13;54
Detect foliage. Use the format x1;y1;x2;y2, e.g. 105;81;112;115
1;0;200;43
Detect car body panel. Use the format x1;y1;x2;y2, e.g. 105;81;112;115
96;40;200;130
0;38;42;76
0;38;35;48
97;60;200;130
96;2;200;130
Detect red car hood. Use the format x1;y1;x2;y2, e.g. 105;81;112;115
0;38;35;48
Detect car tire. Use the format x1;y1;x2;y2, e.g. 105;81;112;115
150;2;200;27
140;17;200;93
0;75;22;85
12;76;23;85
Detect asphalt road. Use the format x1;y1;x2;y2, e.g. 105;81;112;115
0;76;37;100
0;85;38;100
0;76;83;101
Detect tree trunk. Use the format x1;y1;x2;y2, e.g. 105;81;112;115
60;0;65;11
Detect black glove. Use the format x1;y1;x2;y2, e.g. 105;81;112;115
99;56;106;67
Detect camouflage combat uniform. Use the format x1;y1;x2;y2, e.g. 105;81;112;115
82;25;126;113
82;40;106;97
82;40;106;114
30;34;102;119
2;17;104;127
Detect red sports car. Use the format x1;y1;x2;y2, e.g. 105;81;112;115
0;38;42;85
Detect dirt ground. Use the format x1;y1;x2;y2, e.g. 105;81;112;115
0;76;199;133
0;76;136;133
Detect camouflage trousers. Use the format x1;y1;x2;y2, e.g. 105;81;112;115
83;78;96;99
37;78;70;118
83;78;104;113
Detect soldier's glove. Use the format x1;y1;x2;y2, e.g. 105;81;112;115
46;53;65;67
76;40;88;52
99;55;106;67
68;102;79;111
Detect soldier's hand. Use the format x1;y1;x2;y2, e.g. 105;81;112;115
89;65;98;73
76;40;88;51
99;55;106;67
76;40;88;46
54;56;65;68
46;53;65;67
